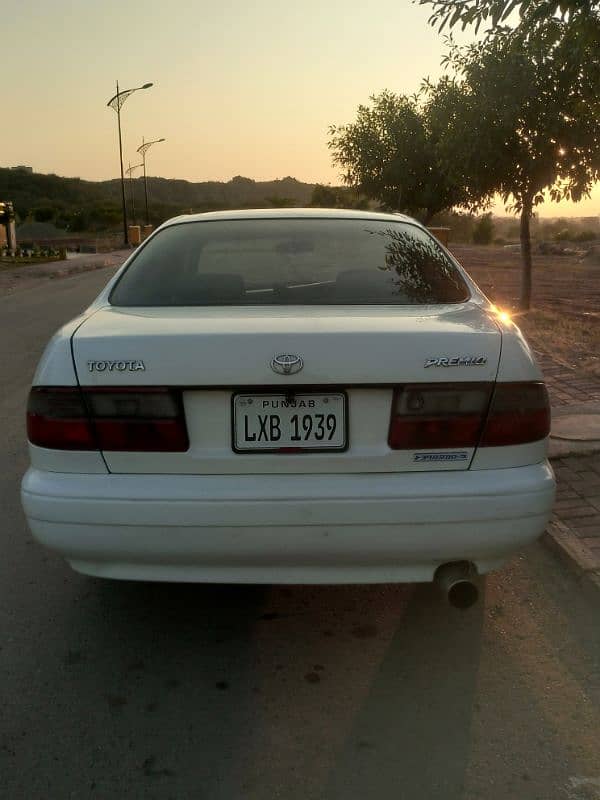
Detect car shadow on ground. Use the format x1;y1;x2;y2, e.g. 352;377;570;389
53;576;485;799
322;583;485;799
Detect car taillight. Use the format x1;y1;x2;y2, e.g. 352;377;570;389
479;382;550;446
27;387;96;450
388;383;492;449
27;387;189;452
84;387;188;451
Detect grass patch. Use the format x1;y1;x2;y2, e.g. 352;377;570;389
0;256;63;268
518;307;600;375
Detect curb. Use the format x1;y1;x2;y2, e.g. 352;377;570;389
549;402;600;459
43;261;119;281
543;518;600;603
548;442;600;460
0;253;128;297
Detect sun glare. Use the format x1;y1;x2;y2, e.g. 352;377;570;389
490;304;512;324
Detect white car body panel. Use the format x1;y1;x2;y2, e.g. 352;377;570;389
72;304;502;387
21;209;556;583
31;313;95;386
28;444;107;474
494;316;543;381
22;462;555;583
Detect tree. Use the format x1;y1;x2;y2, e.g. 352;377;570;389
309;183;371;209
436;32;600;308
310;184;340;207
68;209;89;233
419;1;600;41
420;2;600;110
472;213;494;244
88;203;122;230
264;196;296;207
328;87;470;223
33;206;55;223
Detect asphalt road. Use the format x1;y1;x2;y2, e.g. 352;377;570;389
1;270;599;800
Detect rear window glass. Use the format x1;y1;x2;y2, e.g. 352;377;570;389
109;218;469;306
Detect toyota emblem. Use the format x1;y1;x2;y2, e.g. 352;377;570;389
270;354;304;375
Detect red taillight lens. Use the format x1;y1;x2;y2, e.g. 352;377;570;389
84;388;188;452
27;387;189;452
27;387;96;450
480;382;550;446
388;383;492;450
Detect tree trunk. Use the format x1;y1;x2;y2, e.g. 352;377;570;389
519;197;533;311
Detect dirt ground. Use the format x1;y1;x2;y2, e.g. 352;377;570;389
452;244;600;377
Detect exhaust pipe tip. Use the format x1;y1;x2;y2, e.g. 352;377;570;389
447;579;479;609
434;561;479;609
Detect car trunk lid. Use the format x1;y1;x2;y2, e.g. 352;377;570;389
71;303;501;473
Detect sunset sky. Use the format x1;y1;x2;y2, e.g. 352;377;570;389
4;0;599;218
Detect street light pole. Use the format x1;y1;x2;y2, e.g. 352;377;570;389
137;137;165;226
115;82;127;246
141;138;148;227
125;162;144;225
127;161;135;224
107;81;153;247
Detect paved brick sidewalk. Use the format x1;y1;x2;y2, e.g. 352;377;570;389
552;455;600;560
534;350;600;407
503;326;600;588
536;349;600;585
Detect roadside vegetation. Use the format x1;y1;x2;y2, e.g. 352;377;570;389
0;169;316;237
519;308;600;376
329;0;600;309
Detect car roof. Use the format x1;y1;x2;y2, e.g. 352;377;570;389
161;207;419;228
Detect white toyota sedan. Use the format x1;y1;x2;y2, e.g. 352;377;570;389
21;209;555;605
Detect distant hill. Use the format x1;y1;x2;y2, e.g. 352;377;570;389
0;167;318;231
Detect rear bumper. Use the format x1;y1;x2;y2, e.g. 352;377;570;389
21;463;556;583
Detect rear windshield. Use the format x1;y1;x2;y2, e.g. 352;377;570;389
110;218;469;306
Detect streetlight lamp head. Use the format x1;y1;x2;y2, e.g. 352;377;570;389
142;83;153;89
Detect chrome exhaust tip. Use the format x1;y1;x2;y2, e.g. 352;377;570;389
434;561;479;609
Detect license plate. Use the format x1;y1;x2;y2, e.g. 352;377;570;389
233;393;347;452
